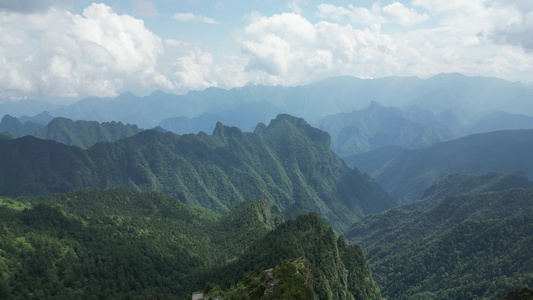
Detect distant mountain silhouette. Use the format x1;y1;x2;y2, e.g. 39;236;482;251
344;129;533;202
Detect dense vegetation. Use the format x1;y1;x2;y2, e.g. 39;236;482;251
204;213;381;300
345;129;533;201
346;186;533;299
202;258;316;300
0;114;395;232
33;117;143;148
0;189;380;299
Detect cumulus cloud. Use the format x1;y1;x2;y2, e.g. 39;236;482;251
487;0;533;50
316;3;385;25
0;3;166;98
2;1;533;99
239;7;533;87
383;2;428;26
173;12;219;24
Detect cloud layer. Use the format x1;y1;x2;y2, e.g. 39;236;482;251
0;1;532;100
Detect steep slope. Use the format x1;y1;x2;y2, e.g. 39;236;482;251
345;188;533;300
33;117;143;148
316;101;457;156
207;213;382;300
0;189;381;299
0;114;396;231
345;129;533;202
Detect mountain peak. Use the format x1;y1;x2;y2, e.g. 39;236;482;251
267;114;331;145
212;121;244;138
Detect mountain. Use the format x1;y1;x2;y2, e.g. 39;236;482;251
159;101;282;134
33;117;143;148
316;101;457;157
205;212;382;300
0;189;381;299
0;114;396;232
345;187;533;300
0;115;44;136
403;172;532;211
344;129;533;202
5;74;532;131
18;111;54;125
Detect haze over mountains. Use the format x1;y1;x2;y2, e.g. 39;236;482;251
3;73;533;158
2;73;533;299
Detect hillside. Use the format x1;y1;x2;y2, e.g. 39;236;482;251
316;101;457;157
0;114;395;232
345;129;533;202
33;117;143;148
205;212;382;300
0;189;381;299
345;187;533;299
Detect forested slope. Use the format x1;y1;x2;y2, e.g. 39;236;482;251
0;114;395;232
345;129;533;202
33;117;143;148
0;189;381;299
345;187;533;299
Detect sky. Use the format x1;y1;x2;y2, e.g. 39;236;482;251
0;0;532;100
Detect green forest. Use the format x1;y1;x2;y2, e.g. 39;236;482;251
346;178;533;299
1;114;533;299
0;189;381;299
0;114;396;233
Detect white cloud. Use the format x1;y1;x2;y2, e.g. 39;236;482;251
383;2;428;26
2;1;533;99
0;3;165;99
238;7;533;87
412;0;522;32
316;3;385;25
173;12;219;25
244;13;316;43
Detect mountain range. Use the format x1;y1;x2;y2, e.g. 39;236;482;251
2;73;533;299
345;129;533;202
316;101;458;157
3;73;533;129
0;114;395;232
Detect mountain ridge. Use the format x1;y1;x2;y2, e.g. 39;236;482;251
345;128;533;202
0;114;396;232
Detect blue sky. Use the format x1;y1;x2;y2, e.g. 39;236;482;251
1;0;532;100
